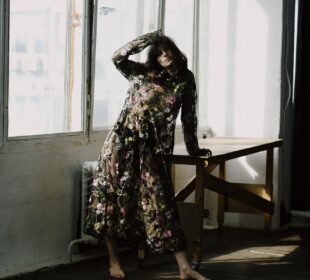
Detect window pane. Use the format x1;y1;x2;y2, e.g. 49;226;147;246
9;0;84;137
198;0;282;138
164;0;194;71
93;0;160;129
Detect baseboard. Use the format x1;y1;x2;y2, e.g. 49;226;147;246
0;255;68;279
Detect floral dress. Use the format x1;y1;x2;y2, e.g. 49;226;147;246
84;31;202;253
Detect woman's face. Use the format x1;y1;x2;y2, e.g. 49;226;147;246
157;47;173;68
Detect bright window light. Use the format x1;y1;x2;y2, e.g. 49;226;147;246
237;157;259;179
9;0;84;137
199;0;282;138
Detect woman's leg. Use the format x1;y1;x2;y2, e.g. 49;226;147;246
174;250;211;280
105;236;125;278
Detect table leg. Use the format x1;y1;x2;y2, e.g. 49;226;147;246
217;162;226;230
192;162;206;269
264;148;274;231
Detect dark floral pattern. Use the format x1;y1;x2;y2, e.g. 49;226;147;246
84;31;202;253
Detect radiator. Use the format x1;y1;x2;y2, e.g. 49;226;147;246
67;161;157;264
67;161;102;263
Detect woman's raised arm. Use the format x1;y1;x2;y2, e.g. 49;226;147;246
112;30;162;79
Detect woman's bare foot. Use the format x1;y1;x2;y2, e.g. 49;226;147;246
105;237;125;278
109;261;125;279
180;266;211;280
175;251;210;280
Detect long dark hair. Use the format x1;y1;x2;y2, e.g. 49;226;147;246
146;35;188;73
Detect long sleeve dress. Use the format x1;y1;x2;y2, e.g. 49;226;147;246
84;30;202;253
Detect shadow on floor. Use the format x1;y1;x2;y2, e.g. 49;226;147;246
5;227;310;280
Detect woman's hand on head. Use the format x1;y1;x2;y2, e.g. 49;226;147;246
155;29;163;41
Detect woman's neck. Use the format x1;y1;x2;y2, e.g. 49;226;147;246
165;64;178;76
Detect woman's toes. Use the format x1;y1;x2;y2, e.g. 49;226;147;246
109;264;125;278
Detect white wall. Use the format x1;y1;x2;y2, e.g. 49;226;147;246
0;136;106;278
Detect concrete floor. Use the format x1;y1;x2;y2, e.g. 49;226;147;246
5;227;310;280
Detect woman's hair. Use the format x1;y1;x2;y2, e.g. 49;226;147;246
146;35;188;73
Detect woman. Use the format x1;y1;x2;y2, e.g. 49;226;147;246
84;30;212;280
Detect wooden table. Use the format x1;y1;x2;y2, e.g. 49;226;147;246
169;137;283;268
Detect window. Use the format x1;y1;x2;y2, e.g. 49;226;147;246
8;0;85;137
198;0;282;138
92;0;160;129
3;0;282;141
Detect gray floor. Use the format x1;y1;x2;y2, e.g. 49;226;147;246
5;227;310;280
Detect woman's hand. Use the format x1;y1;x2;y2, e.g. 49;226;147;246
150;29;163;43
191;148;212;157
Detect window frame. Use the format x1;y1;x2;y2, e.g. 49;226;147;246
89;0;198;135
87;0;97;138
0;0;8;150
2;0;91;144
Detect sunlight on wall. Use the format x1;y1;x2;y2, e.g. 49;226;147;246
238;157;259;179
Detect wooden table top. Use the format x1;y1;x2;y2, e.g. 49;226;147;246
171;137;283;165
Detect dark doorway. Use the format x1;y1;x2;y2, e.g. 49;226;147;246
291;0;310;210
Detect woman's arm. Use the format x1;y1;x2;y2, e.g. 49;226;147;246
112;30;162;80
181;73;212;156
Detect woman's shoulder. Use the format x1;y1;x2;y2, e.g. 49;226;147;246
179;68;195;83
